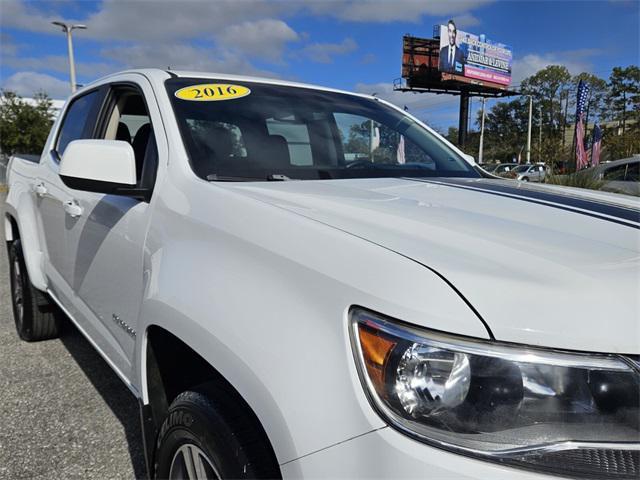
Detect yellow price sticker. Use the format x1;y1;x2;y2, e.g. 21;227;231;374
175;83;251;101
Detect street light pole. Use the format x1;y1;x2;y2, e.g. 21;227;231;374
526;96;532;164
52;21;87;93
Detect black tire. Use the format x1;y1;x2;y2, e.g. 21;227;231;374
155;384;280;479
521;176;529;182
8;239;60;341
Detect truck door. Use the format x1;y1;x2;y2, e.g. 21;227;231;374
37;89;104;298
63;77;164;381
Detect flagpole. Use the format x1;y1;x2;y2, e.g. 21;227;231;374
526;95;532;164
478;97;486;164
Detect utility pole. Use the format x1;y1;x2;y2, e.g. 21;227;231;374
526;96;532;164
478;97;486;164
538;105;542;163
52;21;87;93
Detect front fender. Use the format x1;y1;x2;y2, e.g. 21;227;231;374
133;177;489;466
5;182;47;291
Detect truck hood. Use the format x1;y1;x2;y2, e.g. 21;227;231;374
229;177;640;354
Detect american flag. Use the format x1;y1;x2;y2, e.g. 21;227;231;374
591;123;602;166
575;80;590;170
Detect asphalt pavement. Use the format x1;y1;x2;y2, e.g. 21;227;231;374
0;190;145;478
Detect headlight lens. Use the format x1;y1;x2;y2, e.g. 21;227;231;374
351;308;640;478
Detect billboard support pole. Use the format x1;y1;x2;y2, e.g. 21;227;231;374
458;91;470;147
478;97;486;163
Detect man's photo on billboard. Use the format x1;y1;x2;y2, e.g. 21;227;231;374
439;20;465;74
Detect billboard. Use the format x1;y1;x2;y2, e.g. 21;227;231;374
438;22;512;86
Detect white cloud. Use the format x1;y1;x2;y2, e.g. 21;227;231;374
0;0;281;41
2;71;70;98
446;13;481;28
0;0;495;87
511;50;599;84
304;0;493;23
100;43;280;78
301;38;357;63
2;53;115;78
219;19;299;63
0;0;300;79
1;33;19;56
355;81;457;111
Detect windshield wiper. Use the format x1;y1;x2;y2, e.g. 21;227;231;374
266;174;292;181
206;173;294;182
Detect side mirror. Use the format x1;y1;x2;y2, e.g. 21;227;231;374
462;153;476;165
59;140;145;199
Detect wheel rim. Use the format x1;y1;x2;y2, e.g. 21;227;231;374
11;257;24;326
169;443;221;480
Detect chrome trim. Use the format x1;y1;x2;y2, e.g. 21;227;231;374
112;313;137;338
354;309;631;371
47;288;138;397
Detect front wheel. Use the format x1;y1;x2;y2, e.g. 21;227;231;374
154;385;280;479
8;239;60;341
520;176;530;182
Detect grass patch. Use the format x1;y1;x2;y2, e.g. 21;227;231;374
545;170;606;191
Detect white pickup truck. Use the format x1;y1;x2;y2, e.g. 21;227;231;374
4;69;640;480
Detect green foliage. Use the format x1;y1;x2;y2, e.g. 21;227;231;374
345;121;369;154
475;64;638;167
520;65;571;137
0;90;54;156
602;123;640;160
607;66;640;140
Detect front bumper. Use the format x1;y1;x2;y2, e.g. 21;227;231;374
281;426;558;479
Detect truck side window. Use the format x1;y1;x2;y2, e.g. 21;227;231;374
101;87;157;190
56;90;99;156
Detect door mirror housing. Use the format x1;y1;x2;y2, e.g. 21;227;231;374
59;140;147;200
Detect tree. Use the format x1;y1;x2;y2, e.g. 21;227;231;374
607;66;640;134
477;98;529;162
520;65;571;138
0;91;54;156
345;121;369;155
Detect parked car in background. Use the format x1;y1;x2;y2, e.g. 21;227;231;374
504;164;546;182
478;163;499;173
493;162;519;176
591;156;639;196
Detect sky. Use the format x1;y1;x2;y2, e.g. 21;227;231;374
1;0;638;131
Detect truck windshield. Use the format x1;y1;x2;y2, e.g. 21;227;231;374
166;78;479;181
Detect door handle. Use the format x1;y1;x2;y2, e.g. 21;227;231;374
63;200;83;218
34;183;47;197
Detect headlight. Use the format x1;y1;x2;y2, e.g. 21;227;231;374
350;308;640;479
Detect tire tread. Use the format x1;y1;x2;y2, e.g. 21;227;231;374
9;240;60;342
